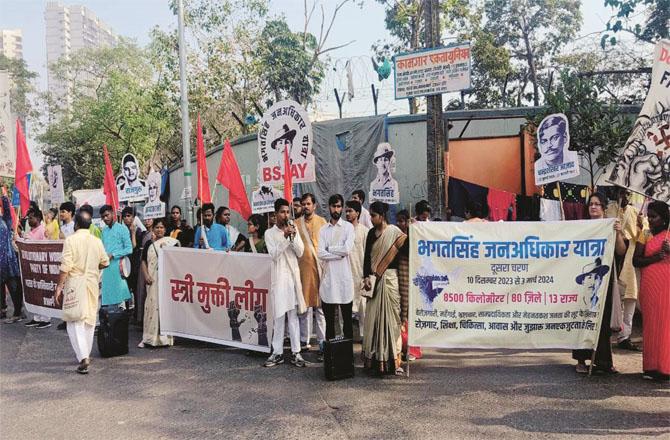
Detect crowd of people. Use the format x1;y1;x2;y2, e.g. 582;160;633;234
0;188;668;381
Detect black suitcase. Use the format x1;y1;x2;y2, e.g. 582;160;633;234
323;337;354;380
97;305;129;358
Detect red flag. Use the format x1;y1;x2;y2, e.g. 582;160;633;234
216;139;251;220
283;145;292;203
102;144;119;212
14;119;33;216
196;114;211;204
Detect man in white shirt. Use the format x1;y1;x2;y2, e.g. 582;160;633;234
59;201;76;238
263;198;307;368
351;190;372;229
345;199;369;339
318;194;355;340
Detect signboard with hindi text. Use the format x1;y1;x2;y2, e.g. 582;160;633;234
408;220;615;349
16;239;64;320
394;43;471;100
159;247;273;353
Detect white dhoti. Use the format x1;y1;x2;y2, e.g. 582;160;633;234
299;307;326;345
272;309;300;356
67;321;95;362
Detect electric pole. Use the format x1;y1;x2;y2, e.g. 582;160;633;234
178;0;194;225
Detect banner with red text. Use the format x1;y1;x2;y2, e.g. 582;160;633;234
16;239;64;320
408;220;615;349
159;247;273;353
394;43;471;99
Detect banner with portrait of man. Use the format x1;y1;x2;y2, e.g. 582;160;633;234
607;39;670;203
47;165;65;205
143;170;166;219
116;153;148;202
533;113;580;186
251;184;283;214
257;100;315;185
368;142;399;204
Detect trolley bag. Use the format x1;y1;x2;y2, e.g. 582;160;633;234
323;337;354;380
97;305;129;358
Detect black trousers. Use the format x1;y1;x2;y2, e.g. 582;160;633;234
1;277;23;317
322;301;353;341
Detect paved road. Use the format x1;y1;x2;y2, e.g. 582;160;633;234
1;321;668;439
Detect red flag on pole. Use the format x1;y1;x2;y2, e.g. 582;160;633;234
216;139;251;220
102;144;119;212
14;119;33;216
283;145;293;203
196;114;211;204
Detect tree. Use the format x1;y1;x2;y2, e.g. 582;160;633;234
527;71;634;188
256;19;325;105
602;0;670;47
38;42;180;193
483;0;582;107
0;54;38;121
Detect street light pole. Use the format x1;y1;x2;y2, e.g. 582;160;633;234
177;0;194;225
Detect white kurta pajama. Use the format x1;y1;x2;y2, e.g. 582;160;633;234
265;225;306;355
318;218;356;304
60;229;110;362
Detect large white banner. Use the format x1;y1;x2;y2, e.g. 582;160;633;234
0;71;15;178
409;220;615;349
394;43;471;100
257;100;315;185
607;39;670;203
159;247;273;353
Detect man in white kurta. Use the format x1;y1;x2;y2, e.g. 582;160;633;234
264;199;307;368
318;195;356;340
55;212;110;374
345;200;369;338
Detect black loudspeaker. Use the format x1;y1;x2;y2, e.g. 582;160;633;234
323;337;354;380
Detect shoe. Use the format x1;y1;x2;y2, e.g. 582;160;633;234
642;371;656;381
592;365;619;375
57;322;66;330
24;320;40;327
617;338;641;351
76;364;89;374
264;354;284;367
300;343;311;353
575;363;588;374
4;316;22;324
36;321;52;329
290;353;306;367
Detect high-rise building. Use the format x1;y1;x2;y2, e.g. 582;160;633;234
45;2;117;108
0;29;23;60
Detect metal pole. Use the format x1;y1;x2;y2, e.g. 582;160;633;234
178;0;194;226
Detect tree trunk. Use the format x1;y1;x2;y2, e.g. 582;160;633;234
522;28;539;106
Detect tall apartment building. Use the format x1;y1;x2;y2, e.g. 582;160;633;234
0;29;23;60
45;2;117;108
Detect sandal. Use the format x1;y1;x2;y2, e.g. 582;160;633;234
592;365;619;375
137;342;145;348
575;363;588;374
395;367;405;376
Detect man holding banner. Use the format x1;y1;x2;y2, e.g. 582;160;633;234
264;198;307;368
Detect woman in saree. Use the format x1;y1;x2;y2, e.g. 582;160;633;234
572;193;628;375
362;201;408;376
138;218;178;348
633;201;669;382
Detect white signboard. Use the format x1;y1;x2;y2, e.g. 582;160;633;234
0;71;15;178
534;113;580;186
159;247;273;353
116;153;148;202
47;165;65;205
394;43;472;100
143;170;165;219
369;143;399;204
251;184;283;214
607;39;670;203
257;100;315;184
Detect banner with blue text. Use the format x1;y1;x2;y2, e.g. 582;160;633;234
409;220;615;349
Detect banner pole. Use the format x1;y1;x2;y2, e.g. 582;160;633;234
556;182;565;220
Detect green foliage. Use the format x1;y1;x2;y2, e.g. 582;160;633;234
38;42;180;193
527;71;634;187
0;54;38;121
603;0;669;47
256;19;325;105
